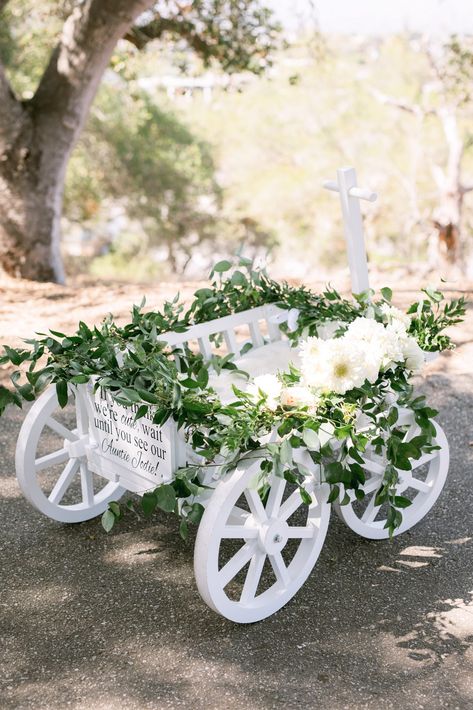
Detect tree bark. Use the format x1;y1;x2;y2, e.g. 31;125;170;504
431;108;465;271
0;0;152;282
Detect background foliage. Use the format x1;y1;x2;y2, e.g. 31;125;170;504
2;2;473;281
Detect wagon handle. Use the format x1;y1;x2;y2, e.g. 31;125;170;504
323;166;377;296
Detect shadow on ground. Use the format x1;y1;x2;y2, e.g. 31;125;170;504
1;365;473;709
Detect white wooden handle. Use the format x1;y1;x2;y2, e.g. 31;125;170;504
322;167;376;295
323;180;377;202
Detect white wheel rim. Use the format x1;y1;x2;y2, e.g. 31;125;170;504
15;386;125;523
194;455;330;623
335;420;449;539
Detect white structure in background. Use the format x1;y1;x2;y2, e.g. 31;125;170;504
138;72;250;101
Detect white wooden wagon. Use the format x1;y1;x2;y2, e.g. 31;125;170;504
15;168;449;623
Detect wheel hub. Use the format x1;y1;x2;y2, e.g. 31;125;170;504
64;434;89;460
258;518;289;554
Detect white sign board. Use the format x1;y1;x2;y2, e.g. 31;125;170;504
86;385;175;487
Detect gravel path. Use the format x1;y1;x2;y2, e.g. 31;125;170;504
1;278;473;709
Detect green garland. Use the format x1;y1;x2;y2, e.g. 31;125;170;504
0;259;467;537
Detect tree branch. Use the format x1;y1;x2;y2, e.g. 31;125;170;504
31;0;153;146
123;2;280;74
124;16;215;57
368;87;435;118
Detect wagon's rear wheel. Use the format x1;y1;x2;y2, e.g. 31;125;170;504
15;385;125;523
335;420;449;539
194;454;330;623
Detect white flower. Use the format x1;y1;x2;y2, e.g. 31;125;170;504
321;338;370;394
346;316;386;342
317;320;343;340
401;336;425;373
380;303;412;329
300;337;325;387
280;385;319;409
347;317;404;370
246;374;282;410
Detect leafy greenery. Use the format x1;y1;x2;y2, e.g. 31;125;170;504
0;260;466;536
407;287;468;351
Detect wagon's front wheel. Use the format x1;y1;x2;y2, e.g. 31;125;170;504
194;455;330;623
15;385;125;523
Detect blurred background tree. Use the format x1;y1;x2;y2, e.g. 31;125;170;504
0;0;280;282
0;2;472;285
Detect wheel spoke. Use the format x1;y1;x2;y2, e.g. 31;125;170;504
80;462;94;506
362;476;383;496
240;551;266;603
404;423;420;442
74;390;89;436
221;525;258;539
244;488;268;522
287;525;316;538
279;489;304;521
361;493;381;524
48;459;80;504
410;452;436;470
35;448;69;472
265;476;286;519
269;551;291;587
408;477;431;493
362;458;385;475
228;506;251;525
45;417;78;442
218;542;256;588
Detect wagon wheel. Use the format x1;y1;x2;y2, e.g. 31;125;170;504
194;454;331;623
15;385;125;523
335;420;449;539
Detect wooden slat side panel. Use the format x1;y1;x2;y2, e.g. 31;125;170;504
223;329;240;357
249;321;264;348
198;335;213;360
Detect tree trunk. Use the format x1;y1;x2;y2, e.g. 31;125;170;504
0;0;152;282
431;108;465;271
0;105;68;281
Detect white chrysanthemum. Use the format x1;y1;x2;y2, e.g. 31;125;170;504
346;316;386;342
301;329;384;394
321;338;372;394
280;385;319;410
246;374;282;410
401;336;425;373
347;317;404;369
300;337;326;388
380;303;412;328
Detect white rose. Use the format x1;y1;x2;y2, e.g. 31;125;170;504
402;336;425;373
280;385;318;409
246;374;282;410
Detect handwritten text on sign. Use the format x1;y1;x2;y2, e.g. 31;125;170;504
87;386;174;483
